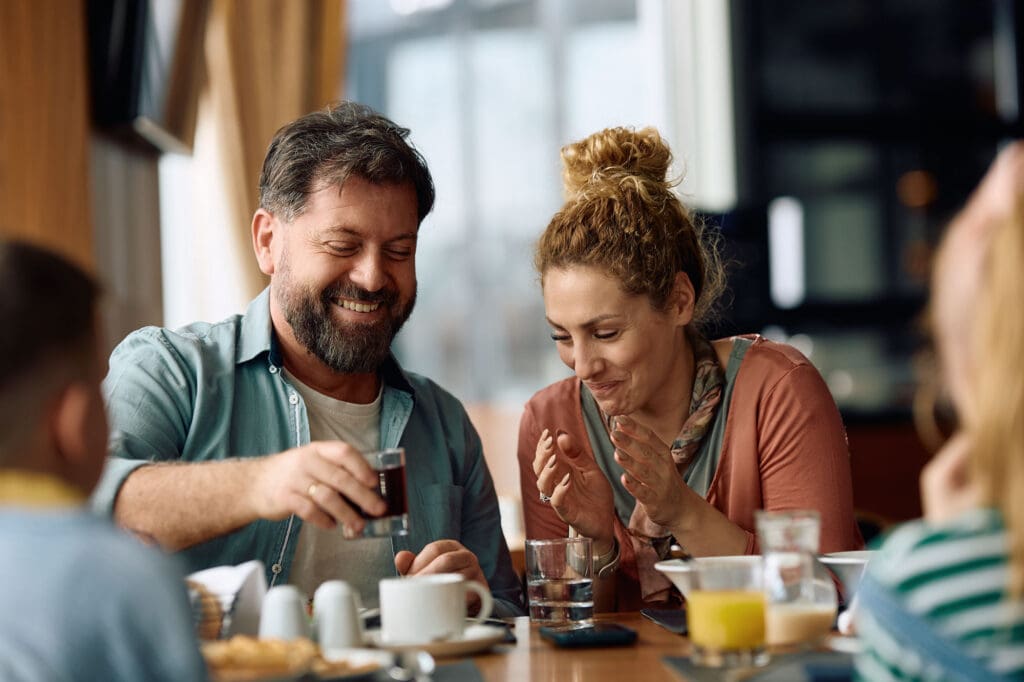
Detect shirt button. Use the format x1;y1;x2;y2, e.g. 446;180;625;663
269;365;279;374
288;394;298;405
271;563;282;574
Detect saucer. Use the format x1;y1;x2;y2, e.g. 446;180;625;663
315;648;393;681
365;624;509;657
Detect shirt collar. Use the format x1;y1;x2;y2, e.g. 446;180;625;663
236;287;416;396
0;470;86;508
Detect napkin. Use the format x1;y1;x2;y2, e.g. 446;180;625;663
188;560;268;636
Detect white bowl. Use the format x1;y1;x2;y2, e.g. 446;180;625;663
819;550;877;599
654;556;762;598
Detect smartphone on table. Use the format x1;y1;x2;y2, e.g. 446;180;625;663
539;623;638;648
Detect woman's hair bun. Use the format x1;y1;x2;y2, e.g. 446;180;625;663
560;126;673;198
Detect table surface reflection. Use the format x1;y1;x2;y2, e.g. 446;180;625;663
472;612;690;682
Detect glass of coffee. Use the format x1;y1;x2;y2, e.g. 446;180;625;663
355;447;408;537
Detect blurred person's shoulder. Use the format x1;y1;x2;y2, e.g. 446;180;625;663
867;507;1006;587
61;512;188;583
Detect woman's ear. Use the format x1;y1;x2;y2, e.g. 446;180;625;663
671;271;696;326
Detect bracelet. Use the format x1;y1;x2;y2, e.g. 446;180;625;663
568;527;620;578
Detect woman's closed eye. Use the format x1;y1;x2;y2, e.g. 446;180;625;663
549;330;619;343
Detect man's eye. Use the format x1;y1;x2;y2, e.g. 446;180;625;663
327;243;358;255
386;249;413;260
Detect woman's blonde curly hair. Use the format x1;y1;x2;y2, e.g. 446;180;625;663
534;126;725;328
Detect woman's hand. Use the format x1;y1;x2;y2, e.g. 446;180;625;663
533;428;616;548
611;415;696;530
921;431;980;523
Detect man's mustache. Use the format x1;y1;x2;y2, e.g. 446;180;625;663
322;282;398;307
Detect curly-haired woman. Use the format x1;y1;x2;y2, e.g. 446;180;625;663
517;126;862;611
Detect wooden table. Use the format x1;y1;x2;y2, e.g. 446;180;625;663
471;613;691;681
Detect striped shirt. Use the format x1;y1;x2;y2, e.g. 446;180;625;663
855;508;1024;680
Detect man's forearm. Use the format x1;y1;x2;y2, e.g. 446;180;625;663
113;458;264;551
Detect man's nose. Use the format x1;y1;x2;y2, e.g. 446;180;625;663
349;250;387;292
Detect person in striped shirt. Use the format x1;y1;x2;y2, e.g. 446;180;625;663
855;143;1024;680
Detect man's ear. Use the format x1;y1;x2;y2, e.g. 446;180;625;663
670;271;696;326
50;382;90;468
252;208;279;276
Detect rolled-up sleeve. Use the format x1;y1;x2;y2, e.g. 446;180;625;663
90;328;196;516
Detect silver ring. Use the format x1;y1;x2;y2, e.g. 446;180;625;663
539;492;551;503
307;483;319;498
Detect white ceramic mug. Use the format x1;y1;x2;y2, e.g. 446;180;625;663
379;573;494;644
258;585;310;640
313;580;363;650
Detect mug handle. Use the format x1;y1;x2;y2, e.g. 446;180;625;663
465;582;494;623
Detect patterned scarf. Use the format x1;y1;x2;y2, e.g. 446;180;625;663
618;330;725;600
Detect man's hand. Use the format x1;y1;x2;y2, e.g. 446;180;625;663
533;428;616;553
250;442;386;537
394;540;490;610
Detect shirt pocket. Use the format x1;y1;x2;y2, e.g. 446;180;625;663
422;483;464;540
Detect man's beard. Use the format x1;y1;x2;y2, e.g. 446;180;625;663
278;270;415;374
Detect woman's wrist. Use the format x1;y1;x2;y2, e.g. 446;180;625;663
568;525;615;558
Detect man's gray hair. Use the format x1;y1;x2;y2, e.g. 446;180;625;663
258;101;435;223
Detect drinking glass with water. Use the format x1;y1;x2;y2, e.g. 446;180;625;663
525;537;594;629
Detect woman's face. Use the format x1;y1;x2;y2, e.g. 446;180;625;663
930;144;1023;409
542;265;692;417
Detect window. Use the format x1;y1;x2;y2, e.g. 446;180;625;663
348;0;679;404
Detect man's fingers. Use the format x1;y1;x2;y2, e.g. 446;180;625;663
288;491;342;531
310;442;380;487
304;449;386;518
414;550;476;576
394;550;416;576
304;481;374;530
408;539;462;572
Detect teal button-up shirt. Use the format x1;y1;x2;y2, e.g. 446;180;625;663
92;289;524;616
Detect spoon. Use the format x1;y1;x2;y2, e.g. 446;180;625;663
388;649;436;682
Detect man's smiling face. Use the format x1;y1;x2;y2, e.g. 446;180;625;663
271;175;419;374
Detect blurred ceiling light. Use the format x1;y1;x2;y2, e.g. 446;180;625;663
827;369;855;400
390;0;454;16
895;169;938;209
768;196;806;310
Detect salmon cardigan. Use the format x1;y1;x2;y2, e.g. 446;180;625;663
517;335;864;611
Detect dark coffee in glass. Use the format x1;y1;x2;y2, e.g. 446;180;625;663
357;448;408;537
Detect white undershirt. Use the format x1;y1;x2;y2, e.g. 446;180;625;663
284;370;395;608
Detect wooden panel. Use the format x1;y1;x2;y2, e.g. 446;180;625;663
0;0;94;271
847;421;932;525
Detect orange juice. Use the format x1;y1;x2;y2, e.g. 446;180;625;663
687;589;766;650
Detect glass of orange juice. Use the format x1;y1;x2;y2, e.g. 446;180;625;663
687;557;769;668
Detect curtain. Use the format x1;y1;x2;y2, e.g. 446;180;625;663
187;0;345;306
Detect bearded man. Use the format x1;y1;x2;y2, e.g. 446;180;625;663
94;102;524;616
